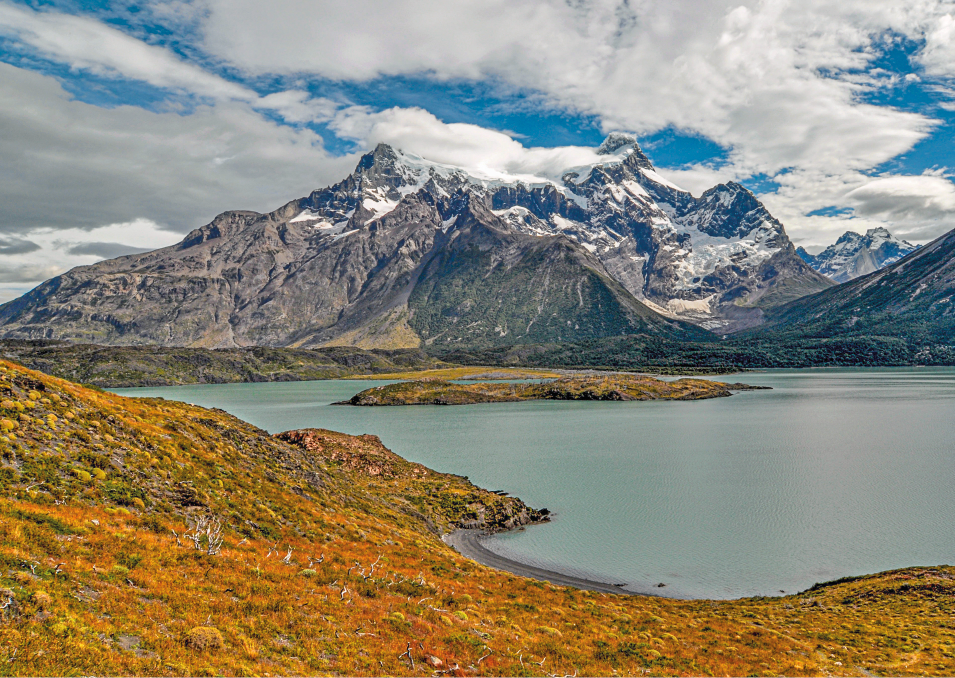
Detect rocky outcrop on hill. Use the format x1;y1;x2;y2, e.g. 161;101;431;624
275;427;549;532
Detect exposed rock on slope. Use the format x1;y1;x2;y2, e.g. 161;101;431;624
275;428;548;531
797;227;918;282
0;135;828;345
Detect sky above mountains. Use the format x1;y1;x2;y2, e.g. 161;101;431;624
1;0;955;302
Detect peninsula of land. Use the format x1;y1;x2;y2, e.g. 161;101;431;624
338;374;769;406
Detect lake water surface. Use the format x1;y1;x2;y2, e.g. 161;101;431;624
114;368;955;599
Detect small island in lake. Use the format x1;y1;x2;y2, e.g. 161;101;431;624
338;374;770;406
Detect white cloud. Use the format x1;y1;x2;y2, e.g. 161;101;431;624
0;62;355;235
200;0;552;81
659;165;743;198
257;90;340;124
0;1;340;125
757;167;955;248
330;106;610;180
198;0;944;174
920;12;955;79
844;173;955;238
197;0;955;244
0;1;253;100
0;218;184;300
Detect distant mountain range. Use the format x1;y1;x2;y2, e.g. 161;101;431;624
0;134;832;349
797;228;918;282
767;226;955;346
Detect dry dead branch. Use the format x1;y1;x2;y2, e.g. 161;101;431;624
398;641;414;669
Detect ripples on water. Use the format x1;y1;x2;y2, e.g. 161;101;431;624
114;368;955;599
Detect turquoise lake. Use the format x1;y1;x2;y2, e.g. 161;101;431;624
113;368;955;599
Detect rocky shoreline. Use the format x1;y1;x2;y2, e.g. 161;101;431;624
274;427;550;534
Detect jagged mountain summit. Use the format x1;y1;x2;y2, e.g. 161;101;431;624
0;135;828;348
797;227;919;283
767;225;955;345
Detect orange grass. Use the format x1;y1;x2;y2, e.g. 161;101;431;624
0;360;953;676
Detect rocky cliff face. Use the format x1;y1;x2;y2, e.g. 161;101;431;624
797;228;919;283
0;135;828;347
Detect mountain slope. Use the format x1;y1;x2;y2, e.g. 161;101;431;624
797;227;919;282
406;198;707;346
764;226;955;345
0;136;827;346
2;360;953;676
489;138;832;331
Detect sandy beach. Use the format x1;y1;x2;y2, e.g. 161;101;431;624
444;529;664;597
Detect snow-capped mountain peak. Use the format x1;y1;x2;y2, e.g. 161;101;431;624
597;132;638;155
289;135;826;332
799;227;918;282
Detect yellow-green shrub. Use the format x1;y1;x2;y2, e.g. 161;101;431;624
187;627;224;651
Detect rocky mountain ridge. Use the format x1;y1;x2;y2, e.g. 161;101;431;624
797;227;918;282
767;225;955;344
0;135;829;347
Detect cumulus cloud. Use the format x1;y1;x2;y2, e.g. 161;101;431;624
199;0;942;174
0;1;341;125
200;0;551;81
330;106;610;180
920;12;955;79
0;62;355;234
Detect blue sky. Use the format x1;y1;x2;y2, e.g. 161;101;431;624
1;0;955;301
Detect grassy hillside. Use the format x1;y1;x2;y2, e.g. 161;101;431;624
1;360;954;676
0;341;446;388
